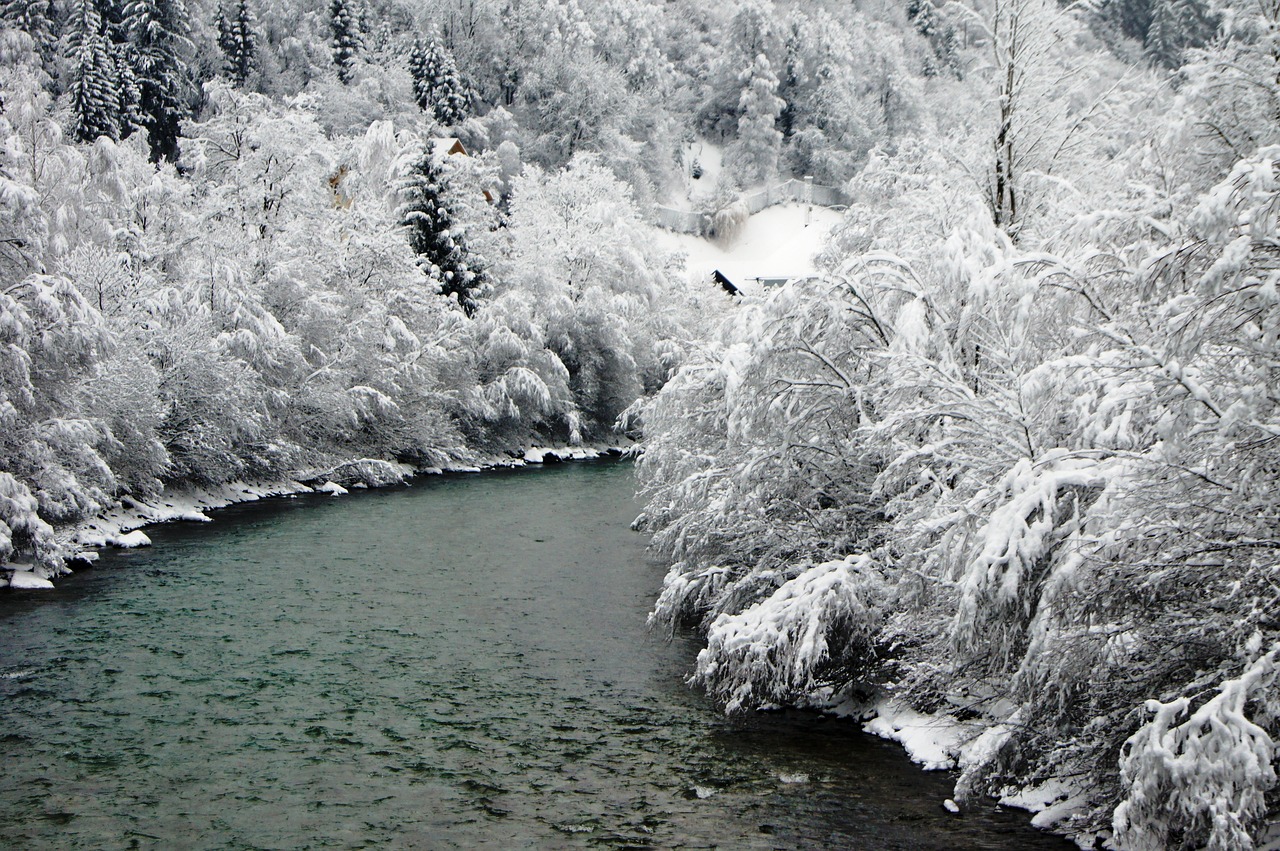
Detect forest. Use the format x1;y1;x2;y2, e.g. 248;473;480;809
2;0;1279;846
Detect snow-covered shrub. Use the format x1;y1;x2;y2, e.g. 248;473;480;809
951;452;1109;666
320;458;408;488
695;556;887;712
1113;649;1280;851
0;473;61;572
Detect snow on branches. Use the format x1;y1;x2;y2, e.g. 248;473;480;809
1114;648;1280;851
695;555;887;713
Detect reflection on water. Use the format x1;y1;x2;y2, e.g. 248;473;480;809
0;461;1073;849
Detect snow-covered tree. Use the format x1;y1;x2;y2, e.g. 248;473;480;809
397;143;487;316
733;53;784;185
329;0;362;84
408;35;468;126
67;0;121;142
1144;0;1215;68
125;0;193;161
1;0;56;70
216;0;257;86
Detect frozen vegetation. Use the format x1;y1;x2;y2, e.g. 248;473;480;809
2;0;1279;846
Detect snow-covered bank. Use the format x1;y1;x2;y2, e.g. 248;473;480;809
2;445;629;591
635;146;1280;848
850;696;1098;847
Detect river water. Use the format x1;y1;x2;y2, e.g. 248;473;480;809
0;461;1073;849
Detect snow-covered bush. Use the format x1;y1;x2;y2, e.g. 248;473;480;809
1113;649;1280;851
636;119;1280;842
695;556;887;712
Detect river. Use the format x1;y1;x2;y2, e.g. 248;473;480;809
0;460;1074;849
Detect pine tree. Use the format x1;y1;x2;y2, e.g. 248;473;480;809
1103;0;1153;42
329;0;362;84
778;17;804;138
908;0;961;78
735;53;784;185
67;0;120;142
408;36;468;126
125;0;193;162
397;146;486;316
216;0;256;86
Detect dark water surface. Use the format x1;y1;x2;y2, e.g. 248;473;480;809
0;461;1073;849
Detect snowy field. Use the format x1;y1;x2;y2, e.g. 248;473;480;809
654;203;844;297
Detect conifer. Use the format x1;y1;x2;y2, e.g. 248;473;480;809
409;36;468;126
329;0;362;84
125;0;193;161
67;0;119;142
216;0;257;86
1;0;57;70
397;145;486;316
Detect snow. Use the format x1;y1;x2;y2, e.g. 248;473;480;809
666;139;725;210
861;696;973;771
522;446;605;464
943;799;960;814
64;480;316;558
114;530;152;548
316;481;349;496
7;570;54;590
998;777;1094;834
653;204;843;296
777;772;810;784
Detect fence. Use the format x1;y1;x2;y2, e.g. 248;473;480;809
653;206;711;235
652;177;852;235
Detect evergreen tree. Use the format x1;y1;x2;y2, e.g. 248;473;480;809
67;0;120;141
735;53;784;185
216;0;256;86
112;40;144;136
408;36;468;125
908;0;961;78
1102;0;1153;42
397;146;486;316
1;0;58;70
1144;0;1216;69
778;16;804;138
407;37;429;107
125;0;193;161
329;0;362;84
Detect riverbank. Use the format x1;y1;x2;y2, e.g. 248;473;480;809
1;444;629;591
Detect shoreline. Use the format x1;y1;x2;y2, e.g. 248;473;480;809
2;443;630;591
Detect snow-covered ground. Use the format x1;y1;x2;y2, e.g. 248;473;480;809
655;203;844;297
665;139;725;211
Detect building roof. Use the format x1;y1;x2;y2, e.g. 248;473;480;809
431;137;468;160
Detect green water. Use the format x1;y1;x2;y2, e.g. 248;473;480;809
0;461;1073;849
